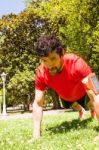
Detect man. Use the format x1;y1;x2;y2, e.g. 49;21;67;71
33;35;99;139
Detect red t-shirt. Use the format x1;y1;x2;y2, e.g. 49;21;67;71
35;53;92;102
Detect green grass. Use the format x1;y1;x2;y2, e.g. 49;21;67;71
0;111;99;150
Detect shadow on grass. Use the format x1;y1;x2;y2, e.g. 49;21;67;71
47;118;93;134
94;126;99;132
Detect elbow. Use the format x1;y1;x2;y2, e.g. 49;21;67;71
33;100;43;111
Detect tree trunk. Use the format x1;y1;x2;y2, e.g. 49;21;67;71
23;94;30;111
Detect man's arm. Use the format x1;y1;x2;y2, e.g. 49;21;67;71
33;89;45;139
82;74;99;121
86;90;99;120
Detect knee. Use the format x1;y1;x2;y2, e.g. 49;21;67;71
71;102;81;111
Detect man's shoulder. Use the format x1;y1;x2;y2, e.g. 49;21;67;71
64;53;79;61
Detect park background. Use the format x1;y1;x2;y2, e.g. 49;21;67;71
0;0;99;113
0;0;99;150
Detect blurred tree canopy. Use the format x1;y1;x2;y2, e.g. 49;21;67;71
0;0;99;109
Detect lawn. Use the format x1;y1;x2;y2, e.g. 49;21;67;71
0;111;99;150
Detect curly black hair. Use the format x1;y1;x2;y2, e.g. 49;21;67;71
34;35;64;57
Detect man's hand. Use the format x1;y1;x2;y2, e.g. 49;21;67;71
93;94;99;120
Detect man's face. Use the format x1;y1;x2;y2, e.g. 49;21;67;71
40;50;64;76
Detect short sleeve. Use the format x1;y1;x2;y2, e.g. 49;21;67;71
35;67;46;91
69;55;92;83
75;57;92;77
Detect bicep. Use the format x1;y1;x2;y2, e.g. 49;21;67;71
34;89;45;106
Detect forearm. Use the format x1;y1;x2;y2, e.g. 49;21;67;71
87;90;99;120
33;102;43;139
93;94;99;120
86;90;95;102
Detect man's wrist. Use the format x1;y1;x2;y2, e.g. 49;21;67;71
33;127;41;139
33;132;40;139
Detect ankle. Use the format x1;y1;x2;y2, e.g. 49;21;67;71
80;107;85;112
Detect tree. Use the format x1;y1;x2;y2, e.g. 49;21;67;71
0;0;99;109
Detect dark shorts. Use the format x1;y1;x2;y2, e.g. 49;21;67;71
61;95;89;109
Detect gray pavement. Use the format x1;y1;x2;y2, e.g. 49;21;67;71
0;108;68;120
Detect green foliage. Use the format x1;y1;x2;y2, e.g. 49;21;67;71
7;70;35;105
0;10;43;105
27;0;99;70
89;23;99;74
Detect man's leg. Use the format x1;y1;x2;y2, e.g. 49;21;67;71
71;101;85;119
71;95;96;119
61;96;85;111
71;102;83;111
61;99;85;119
61;99;72;109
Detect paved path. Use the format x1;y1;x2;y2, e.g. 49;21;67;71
0;109;69;120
